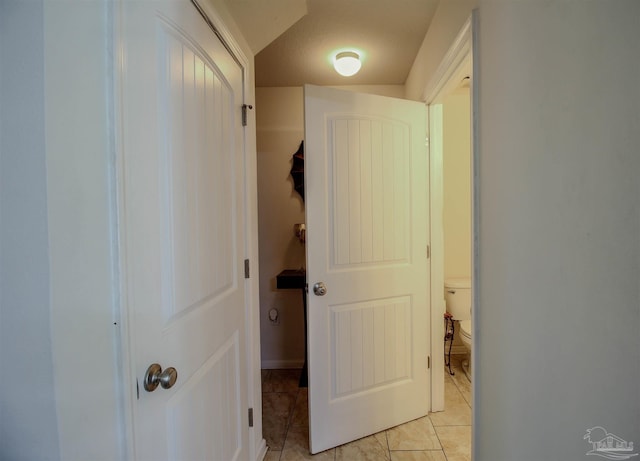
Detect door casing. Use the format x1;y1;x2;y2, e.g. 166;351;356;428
422;15;475;414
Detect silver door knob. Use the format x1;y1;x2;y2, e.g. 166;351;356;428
144;363;178;392
313;282;327;296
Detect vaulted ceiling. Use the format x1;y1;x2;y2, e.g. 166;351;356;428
224;0;440;87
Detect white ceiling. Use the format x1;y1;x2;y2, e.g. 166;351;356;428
224;0;440;87
222;0;308;55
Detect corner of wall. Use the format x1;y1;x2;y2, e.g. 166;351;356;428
404;0;476;101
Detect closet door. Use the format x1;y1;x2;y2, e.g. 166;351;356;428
119;2;248;459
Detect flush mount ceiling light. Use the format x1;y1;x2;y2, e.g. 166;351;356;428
333;51;361;77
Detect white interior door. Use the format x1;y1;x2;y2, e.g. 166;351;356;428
304;85;430;453
119;2;248;459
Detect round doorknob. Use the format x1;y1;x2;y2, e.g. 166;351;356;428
313;282;327;296
159;367;178;389
144;363;178;392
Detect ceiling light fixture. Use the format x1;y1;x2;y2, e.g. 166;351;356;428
333;51;361;77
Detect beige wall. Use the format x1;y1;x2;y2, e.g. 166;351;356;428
256;84;405;367
443;90;471;280
256;86;307;368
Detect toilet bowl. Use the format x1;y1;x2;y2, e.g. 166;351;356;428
444;278;472;380
458;319;472;350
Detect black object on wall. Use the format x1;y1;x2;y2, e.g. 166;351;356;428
290;141;304;202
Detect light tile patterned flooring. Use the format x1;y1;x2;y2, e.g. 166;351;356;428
262;355;472;461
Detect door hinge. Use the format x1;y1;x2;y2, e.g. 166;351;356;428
242;104;253;127
427;355;431;369
244;259;250;279
426;245;430;259
248;408;254;427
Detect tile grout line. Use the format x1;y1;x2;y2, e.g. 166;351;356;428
385;427;391;460
280;386;298;457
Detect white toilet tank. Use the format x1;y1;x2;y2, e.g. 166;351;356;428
444;278;471;321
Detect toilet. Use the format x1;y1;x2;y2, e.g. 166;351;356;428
444;278;472;379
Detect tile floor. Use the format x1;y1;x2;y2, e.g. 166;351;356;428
261;355;472;461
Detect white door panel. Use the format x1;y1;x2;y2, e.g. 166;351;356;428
119;2;247;459
304;85;430;453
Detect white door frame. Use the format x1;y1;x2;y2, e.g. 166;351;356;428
111;1;264;459
422;14;475;413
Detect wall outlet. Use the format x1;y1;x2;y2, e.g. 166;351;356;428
268;308;280;325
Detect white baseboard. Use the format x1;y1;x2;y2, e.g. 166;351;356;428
255;438;268;461
261;359;304;369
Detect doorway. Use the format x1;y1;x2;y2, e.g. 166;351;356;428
258;77;474;457
442;86;472;364
255;13;475;455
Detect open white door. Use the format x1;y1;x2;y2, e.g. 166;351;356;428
119;1;248;459
304;85;430;453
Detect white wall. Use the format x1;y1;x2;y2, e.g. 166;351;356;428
0;2;61;459
475;1;640;459
2;1;122;459
44;3;123;458
443;91;471;280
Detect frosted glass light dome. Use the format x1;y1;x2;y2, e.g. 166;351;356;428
333;51;361;77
